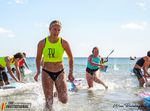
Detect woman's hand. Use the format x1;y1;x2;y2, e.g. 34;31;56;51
18;81;25;83
68;72;74;82
15;79;20;82
34;73;39;82
99;64;105;69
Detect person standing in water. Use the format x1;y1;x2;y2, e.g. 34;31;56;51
34;20;74;110
86;47;108;89
133;51;150;87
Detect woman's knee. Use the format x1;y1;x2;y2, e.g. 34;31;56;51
93;76;100;82
58;93;68;104
0;81;4;86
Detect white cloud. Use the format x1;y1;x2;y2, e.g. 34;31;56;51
120;22;147;30
34;22;49;28
8;33;15;37
7;0;27;4
15;0;25;4
0;28;11;33
136;1;146;10
0;27;15;37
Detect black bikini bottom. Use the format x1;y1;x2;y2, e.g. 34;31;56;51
42;68;64;81
86;67;99;75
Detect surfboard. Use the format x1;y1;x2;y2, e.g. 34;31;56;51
139;92;150;98
7;68;32;80
24;68;32;75
139;92;150;107
67;78;84;92
0;82;37;96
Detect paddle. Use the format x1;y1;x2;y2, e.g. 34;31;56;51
102;50;114;64
106;50;114;59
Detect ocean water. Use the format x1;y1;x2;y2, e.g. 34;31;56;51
0;57;149;111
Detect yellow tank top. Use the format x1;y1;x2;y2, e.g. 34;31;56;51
43;37;64;62
0;56;15;68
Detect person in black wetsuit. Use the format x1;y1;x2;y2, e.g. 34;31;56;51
133;51;150;87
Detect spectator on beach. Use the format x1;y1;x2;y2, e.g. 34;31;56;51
86;47;108;89
0;52;25;86
133;51;150;87
34;20;74;110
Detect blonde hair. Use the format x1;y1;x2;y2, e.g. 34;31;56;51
49;20;62;29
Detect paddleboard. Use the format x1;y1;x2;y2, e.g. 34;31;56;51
7;68;32;80
139;92;150;98
67;78;84;92
24;68;32;75
139;92;150;107
0;82;37;96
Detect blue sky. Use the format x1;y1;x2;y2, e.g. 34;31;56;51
0;0;150;57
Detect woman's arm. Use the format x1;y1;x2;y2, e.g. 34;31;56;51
5;57;19;82
62;39;74;82
143;57;150;76
34;39;45;81
24;59;29;69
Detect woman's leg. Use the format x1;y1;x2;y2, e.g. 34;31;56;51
42;71;54;109
86;72;94;88
0;71;4;86
2;71;9;85
0;81;4;86
55;72;68;104
134;68;145;87
93;71;108;89
138;77;145;87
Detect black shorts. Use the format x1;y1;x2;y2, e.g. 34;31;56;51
133;68;143;79
86;67;99;75
0;69;8;82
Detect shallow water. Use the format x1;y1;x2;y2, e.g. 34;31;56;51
0;57;149;111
